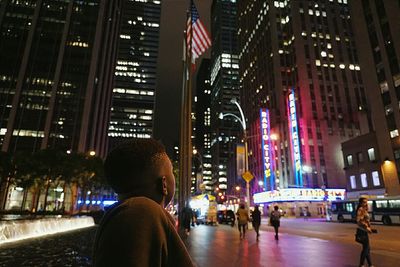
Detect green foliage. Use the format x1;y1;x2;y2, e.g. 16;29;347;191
2;149;108;211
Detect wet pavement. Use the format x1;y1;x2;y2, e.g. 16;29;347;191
184;223;399;267
0;219;398;267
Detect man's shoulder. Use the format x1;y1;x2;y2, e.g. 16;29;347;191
116;197;164;217
99;197;164;224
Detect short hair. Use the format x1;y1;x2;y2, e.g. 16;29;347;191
104;138;167;193
274;205;279;210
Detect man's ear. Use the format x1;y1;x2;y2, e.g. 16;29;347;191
161;176;168;196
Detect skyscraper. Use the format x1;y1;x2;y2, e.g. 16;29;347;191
238;0;366;191
193;58;213;194
108;0;161;148
210;0;241;195
0;0;121;157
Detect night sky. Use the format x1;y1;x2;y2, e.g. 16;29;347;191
154;0;211;155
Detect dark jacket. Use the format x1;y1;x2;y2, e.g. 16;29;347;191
251;209;261;226
93;197;195;267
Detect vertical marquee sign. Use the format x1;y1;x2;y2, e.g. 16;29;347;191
260;108;274;190
287;89;303;187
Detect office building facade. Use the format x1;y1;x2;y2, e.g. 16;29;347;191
0;0;121;157
108;0;161;148
238;0;367;192
344;0;400;196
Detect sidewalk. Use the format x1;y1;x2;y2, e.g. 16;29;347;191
183;223;398;267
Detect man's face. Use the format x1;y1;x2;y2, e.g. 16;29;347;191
161;154;175;206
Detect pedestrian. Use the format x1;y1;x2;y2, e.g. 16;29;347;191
181;206;192;235
270;205;281;240
356;197;376;267
92;138;194;267
251;205;261;241
236;203;249;239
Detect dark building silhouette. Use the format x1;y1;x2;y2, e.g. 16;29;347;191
193;58;213;194
0;0;121;157
210;0;241;195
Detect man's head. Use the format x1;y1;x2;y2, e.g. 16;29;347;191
104;138;175;206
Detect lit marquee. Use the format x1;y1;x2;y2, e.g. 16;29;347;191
253;188;346;203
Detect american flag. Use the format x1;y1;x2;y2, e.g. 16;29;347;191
186;2;211;64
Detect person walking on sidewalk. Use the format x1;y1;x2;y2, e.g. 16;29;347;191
236;203;249;239
180;206;193;236
270;205;281;240
356;197;375;267
251;205;261;241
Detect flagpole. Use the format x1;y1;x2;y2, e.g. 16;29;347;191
179;31;187;213
179;2;193;213
179;0;210;213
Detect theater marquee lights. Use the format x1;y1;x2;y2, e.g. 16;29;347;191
287;89;303;187
260;108;274;190
253;188;346;203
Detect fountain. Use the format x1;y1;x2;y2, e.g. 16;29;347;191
0;216;95;245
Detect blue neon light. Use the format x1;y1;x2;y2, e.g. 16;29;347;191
260;108;274;190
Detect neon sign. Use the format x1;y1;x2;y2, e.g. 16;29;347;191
288;89;303;187
253;188;346;203
260;108;274;190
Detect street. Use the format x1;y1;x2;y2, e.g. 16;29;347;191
0;218;398;267
185;218;399;267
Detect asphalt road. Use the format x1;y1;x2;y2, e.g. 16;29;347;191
274;218;400;259
0;218;398;266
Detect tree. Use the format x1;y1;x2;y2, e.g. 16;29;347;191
32;149;66;212
13;151;39;211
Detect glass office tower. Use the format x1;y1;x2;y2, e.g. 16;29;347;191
108;0;161;148
0;0;121;157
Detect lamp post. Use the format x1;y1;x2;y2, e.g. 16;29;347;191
192;149;204;194
219;98;251;213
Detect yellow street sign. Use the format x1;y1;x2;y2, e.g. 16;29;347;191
242;171;254;182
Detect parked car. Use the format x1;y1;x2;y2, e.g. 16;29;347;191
217;210;235;226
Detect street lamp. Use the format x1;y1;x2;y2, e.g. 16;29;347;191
219;98;251;213
192;149;204;194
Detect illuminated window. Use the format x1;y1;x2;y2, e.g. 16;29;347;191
350;175;356;189
346;155;353;166
390;129;399;138
360;173;368;188
372;171;380;186
367;148;376;161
